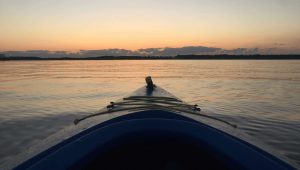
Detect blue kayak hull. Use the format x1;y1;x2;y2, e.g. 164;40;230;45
14;110;295;170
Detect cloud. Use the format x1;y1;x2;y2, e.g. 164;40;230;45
224;48;260;55
273;43;285;46
78;49;138;57
2;45;298;57
2;46;224;57
138;46;222;56
3;50;73;58
138;48;163;56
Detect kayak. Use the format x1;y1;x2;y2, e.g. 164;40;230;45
7;77;296;170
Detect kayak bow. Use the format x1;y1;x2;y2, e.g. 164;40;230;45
8;77;296;170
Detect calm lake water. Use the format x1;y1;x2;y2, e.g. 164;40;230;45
0;60;300;168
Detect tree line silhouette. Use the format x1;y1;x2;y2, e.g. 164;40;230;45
1;53;299;60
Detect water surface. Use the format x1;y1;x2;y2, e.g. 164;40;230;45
0;60;299;167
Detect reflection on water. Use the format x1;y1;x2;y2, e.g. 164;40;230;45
0;60;300;167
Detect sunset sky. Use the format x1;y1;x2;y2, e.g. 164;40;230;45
1;0;300;54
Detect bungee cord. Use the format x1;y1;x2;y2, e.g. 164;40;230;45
74;96;237;128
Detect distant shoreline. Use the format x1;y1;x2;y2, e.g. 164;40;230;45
1;55;300;60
